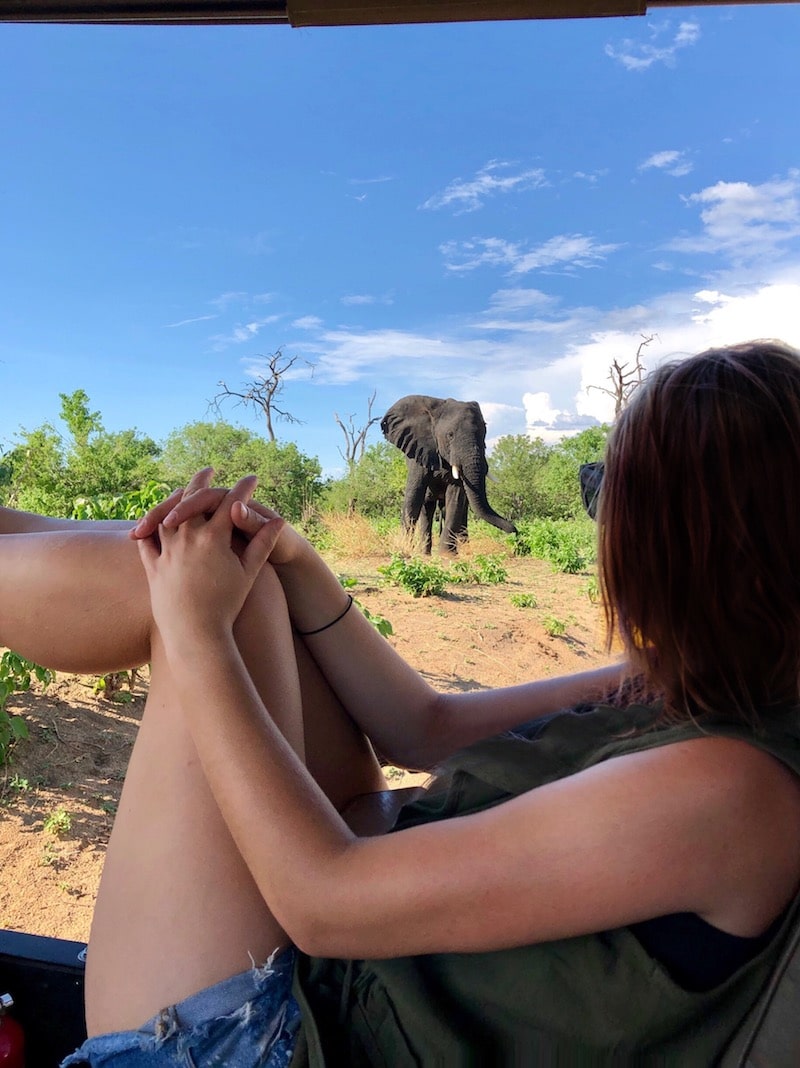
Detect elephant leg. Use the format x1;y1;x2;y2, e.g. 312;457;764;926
441;483;469;554
419;489;436;554
402;461;428;536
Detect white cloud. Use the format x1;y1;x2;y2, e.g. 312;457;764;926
164;314;217;328
421;160;547;214
485;288;559;313
210;291;249;309
285;269;800;449
606;20;700;72
209;314;281;349
441;234;619;274
523;391;567;426
340;293;394;306
670;172;800;259
292;315;323;329
348;175;394;185
342;294;375;305
639;149;693;177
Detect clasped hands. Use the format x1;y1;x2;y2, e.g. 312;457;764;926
131;467;291;641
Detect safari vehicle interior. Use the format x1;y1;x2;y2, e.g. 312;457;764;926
0;1;797;1064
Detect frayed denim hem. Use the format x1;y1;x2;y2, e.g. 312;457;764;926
61;948;301;1067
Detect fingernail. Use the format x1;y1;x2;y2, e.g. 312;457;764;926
133;520;146;534
163;510;177;527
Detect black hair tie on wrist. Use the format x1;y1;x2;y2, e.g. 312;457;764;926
295;595;354;636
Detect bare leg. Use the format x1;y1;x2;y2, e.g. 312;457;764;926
86;562;387;1033
84;624;292;1034
0;532;386;1031
0;531;151;671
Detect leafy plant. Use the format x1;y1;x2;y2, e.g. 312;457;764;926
359;605;394;638
542;614;568;638
448;559;480;583
378;556;448;598
472;554;508;584
93;670;137;703
72;480;172;521
515;518;595;574
0;651;54;766
510;593;538;609
43;807;72;836
449;554;508;585
584;574;601;604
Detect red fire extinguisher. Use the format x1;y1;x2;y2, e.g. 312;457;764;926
0;994;25;1068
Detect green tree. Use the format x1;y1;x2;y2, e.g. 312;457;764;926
0;391;161;515
160;421;323;521
489;435;552;521
59;389;102;447
323;441;407;518
537;426;609;519
0;425;66;513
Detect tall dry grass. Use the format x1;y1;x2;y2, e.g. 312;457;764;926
319;513;513;561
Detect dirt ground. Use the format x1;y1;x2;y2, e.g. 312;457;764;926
0;547;610;943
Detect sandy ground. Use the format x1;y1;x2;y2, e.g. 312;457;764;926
0;550;610;942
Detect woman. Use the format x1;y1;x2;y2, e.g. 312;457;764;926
3;340;800;1065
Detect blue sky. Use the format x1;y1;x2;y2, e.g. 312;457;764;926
2;5;799;476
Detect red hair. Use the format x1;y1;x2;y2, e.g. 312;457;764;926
599;340;800;723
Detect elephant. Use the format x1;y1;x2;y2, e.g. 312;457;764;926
381;394;517;554
579;461;604;520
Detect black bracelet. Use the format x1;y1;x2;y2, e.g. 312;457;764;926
295;595;354;637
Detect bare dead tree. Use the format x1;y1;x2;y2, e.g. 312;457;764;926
212;348;313;441
335;390;380;467
588;334;656;418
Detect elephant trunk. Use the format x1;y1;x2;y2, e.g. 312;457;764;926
458;457;517;534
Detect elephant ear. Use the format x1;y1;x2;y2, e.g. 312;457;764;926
381;395;445;470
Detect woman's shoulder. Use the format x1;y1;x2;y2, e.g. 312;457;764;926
615;732;800;937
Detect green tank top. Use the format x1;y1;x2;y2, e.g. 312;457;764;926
290;702;800;1067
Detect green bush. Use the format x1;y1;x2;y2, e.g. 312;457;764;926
0;390;161;516
542;614;568;637
378;556;448;598
510;592;538;609
323;442;407;519
72;480;173;521
515;517;596;574
160;422;324;522
448;554;508;585
0;651;54;766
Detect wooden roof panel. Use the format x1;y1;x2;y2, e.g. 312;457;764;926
0;0;791;24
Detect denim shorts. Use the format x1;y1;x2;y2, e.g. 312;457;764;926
60;948;301;1067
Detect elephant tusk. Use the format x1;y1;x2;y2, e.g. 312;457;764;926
451;465;460;480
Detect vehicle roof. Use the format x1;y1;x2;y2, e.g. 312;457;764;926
0;1;795;28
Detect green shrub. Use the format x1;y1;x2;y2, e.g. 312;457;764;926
378;556;448;598
584;574;601;603
72;480;172;521
322;442;407;519
0;652;54;766
43;807;72;836
472;554;508;584
510;592;538;609
515;518;596;574
542;614;568;637
449;554;508;585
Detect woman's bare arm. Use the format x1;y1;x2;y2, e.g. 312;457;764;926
143;511;800;963
135;482;627;768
